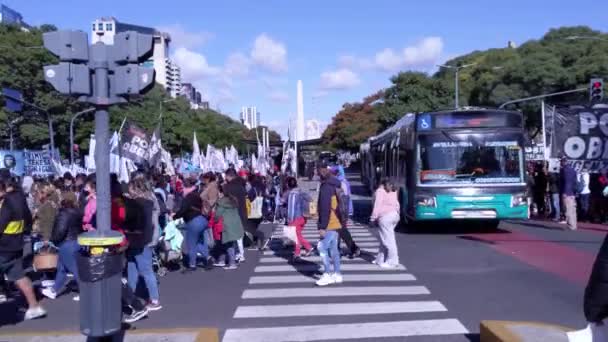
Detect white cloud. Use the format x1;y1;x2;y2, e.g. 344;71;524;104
313;90;329;98
268;90;289;103
158;24;214;49
172;47;220;82
224;52;250;78
339;37;444;72
375;48;404;72
251;33;288;73
403;37;443;66
319;68;361;90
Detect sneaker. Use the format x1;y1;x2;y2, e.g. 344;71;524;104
41;287;57;300
24;306;47;320
146;301;162;312
41;280;55;288
123;308;149;324
379;263;399;269
333;273;344;284
213;261;227;267
0;294;7;303
236;255;246;263
223;264;238;270
72;295;80;301
315;273;336;286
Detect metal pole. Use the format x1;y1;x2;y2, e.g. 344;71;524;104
540;100;548;160
499;87;587;109
43;111;56;157
455;68;459;109
9;125;13;152
94;62;111;233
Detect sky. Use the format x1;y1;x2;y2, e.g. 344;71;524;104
6;0;608;138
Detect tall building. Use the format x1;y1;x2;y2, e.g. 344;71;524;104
91;17;179;95
240;106;260;129
296;80;305;141
0;4;27;28
166;59;182;98
181;83;195;103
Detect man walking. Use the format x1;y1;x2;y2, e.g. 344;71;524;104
560;158;577;230
315;163;343;286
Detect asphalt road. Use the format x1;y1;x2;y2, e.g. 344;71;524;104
0;171;603;342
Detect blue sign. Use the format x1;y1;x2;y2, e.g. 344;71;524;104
417;114;431;131
2;88;23;112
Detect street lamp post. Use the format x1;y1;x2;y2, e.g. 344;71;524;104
437;63;477;109
69;107;95;165
8;117;23;151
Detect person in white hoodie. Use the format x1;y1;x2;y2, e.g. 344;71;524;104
578;167;591;222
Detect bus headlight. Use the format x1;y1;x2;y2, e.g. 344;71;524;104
511;193;527;207
416;195;436;208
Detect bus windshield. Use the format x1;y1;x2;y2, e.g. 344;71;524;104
418;132;524;185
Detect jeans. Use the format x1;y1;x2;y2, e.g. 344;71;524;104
126;247;159;302
290;217;312;256
579;194;590;220
53;240;79;293
184;215;209;268
551;193;561;220
317;230;340;274
376;212;400;266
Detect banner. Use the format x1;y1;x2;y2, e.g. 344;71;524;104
546;104;608;172
0;150;24;177
121;121;149;163
23;150;54;177
147;126;162;167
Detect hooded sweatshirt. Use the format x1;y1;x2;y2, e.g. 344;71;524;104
317;175;342;231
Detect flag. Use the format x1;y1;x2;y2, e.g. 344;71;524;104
120;121;149;163
192;132;201;169
109;131;120;175
147;125;162;167
86;134;96;171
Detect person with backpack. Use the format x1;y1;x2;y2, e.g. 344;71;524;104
331;167;360;258
315;163;344;286
286;177;313;262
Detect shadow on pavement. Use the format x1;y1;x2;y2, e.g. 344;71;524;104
465;333;481;342
396;220;510;235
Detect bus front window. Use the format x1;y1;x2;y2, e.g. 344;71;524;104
418;133;524;185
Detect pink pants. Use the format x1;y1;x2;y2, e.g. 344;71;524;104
290;217;312;256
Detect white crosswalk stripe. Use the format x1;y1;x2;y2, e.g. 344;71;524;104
224;208;468;341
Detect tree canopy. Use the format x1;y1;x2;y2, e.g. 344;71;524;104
0;23;280;158
323;26;608;150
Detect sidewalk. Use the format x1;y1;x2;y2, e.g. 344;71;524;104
527;217;608;233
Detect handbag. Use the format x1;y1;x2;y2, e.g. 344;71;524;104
248;196;263;219
33;244;59;271
282;225;298;244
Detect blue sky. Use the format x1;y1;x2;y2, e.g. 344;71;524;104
6;0;608;137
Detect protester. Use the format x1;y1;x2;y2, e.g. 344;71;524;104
560;157;578;230
285;177;313;261
82;178;97;231
548;167;561;222
41;193;82;300
174;177;211;272
578;167;591;222
315;163;343;286
332;166;360;258
0;178;46;320
370;178;401;268
200;172;219;217
223;168;248;262
214;194;244;270
124;178;161;311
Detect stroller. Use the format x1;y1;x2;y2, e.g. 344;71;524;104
153;218;184;277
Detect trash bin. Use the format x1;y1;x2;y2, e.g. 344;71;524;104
76;249;124;337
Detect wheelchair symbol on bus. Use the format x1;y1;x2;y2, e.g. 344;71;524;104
418;114;431;130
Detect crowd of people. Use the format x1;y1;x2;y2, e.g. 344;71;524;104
527;157;608;230
0;159;404;324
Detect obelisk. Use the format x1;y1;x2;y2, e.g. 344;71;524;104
296;80;305;142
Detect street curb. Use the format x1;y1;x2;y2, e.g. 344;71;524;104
0;328;219;342
480;320;571;342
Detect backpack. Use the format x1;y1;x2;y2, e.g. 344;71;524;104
287;189;312;222
334;186;350;228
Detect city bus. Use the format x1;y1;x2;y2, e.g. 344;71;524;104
360;108;529;228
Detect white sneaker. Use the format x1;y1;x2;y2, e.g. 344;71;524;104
333;273;343;284
315;273;336;286
24;306;47;320
379;263;399;269
72;295;80;301
41;280;55;288
41;287;57;300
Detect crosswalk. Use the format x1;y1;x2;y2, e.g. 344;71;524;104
223;220;468;342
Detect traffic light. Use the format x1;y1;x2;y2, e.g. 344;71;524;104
590;78;604;102
110;31;155;98
112;65;155;96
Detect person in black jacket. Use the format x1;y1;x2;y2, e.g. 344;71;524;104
0;178;46;320
222;169;247;261
174;177;211;272
41;193;83;300
124;178;161;311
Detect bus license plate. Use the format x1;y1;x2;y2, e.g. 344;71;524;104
451;210;497;219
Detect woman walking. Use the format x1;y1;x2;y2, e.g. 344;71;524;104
214;194;244;270
370;179;401;268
